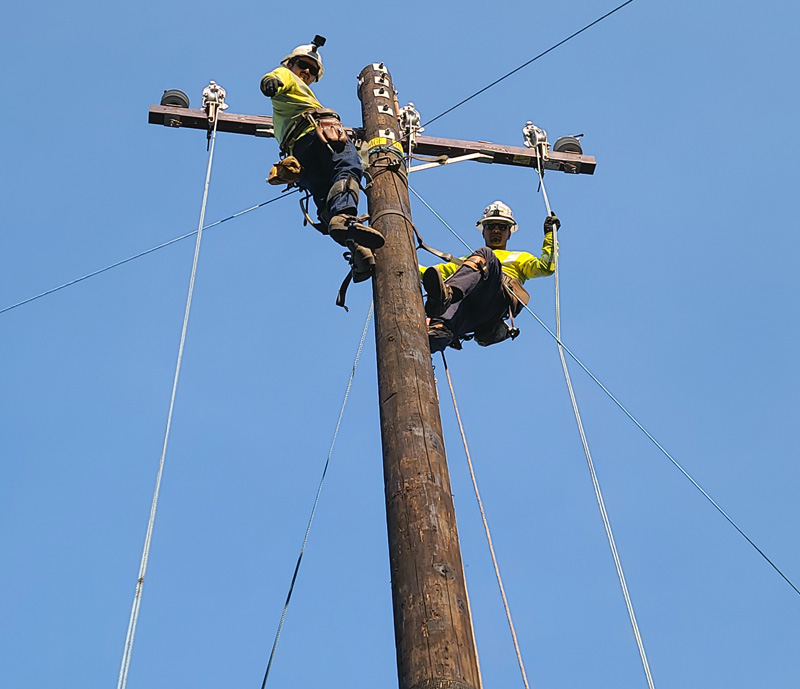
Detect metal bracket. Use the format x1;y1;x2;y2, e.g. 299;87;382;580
202;81;229;126
408;152;493;174
378;104;395;116
371;62;389;75
255;125;275;138
522;121;549;162
398;102;424;148
373;86;392;98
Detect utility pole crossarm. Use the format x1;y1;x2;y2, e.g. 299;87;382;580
148;105;279;138
149;104;596;174
410;134;595;174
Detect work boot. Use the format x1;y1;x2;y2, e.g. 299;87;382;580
427;319;457;354
351;245;375;283
329;214;385;250
422;266;454;318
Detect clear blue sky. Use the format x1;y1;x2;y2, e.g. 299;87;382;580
2;1;798;688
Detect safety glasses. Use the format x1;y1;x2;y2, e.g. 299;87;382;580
293;59;319;77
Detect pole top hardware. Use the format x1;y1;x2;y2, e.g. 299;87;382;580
522;121;549;161
399;103;424;146
553;134;584;155
159;90;190;127
202;81;228;122
161;89;190;109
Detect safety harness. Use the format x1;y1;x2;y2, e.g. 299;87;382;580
366;207;529;346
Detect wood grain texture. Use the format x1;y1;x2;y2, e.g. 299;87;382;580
358;64;482;689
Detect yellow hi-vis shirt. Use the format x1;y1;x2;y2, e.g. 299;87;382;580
420;233;556;283
260;66;323;151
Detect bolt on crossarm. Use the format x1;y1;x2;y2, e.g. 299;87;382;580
358;62;482;689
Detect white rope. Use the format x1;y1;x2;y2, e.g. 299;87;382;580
116;113;221;689
441;353;531;689
535;160;656;689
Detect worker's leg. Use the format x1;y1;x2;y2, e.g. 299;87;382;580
441;248;508;339
293;135;383;249
326;139;362;217
293;133;332;230
424;247;502;318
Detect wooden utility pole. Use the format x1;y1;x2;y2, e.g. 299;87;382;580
357;63;481;689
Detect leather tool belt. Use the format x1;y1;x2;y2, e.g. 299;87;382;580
305;108;348;152
282;108;348;154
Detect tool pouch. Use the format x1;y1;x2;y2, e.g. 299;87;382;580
306;108;348;153
503;276;530;317
473;320;519;347
267;156;302;185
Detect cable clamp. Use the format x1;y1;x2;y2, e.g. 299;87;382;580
398;102;424;148
522;121;549;162
202;81;229;127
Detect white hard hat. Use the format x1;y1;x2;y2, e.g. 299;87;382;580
280;42;324;82
476;201;518;233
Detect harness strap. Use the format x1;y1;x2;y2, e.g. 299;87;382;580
299;192;325;233
462;255;486;273
336;270;353;311
369;208;464;267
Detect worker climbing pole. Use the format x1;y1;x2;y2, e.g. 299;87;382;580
420;199;560;354
358;63;483;689
260;36;383;285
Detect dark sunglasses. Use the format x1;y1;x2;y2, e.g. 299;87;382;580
483;222;511;231
293;59;319;76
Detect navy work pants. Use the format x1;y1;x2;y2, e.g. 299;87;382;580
429;247;509;353
293;133;363;227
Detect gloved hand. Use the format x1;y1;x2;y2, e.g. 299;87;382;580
544;212;561;234
260;76;284;97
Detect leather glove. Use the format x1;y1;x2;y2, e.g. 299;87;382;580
543;212;561;234
261;75;283;97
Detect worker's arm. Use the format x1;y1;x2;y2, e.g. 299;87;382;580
260;67;293;97
518;217;559;280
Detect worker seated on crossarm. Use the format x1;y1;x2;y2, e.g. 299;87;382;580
421;201;559;354
260;36;382;282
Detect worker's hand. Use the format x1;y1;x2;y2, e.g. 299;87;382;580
543;213;561;234
260;76;283;97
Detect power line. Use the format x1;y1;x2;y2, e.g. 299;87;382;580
422;0;638;129
410;184;800;600
260;304;373;689
0;190;298;317
521;297;800;599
